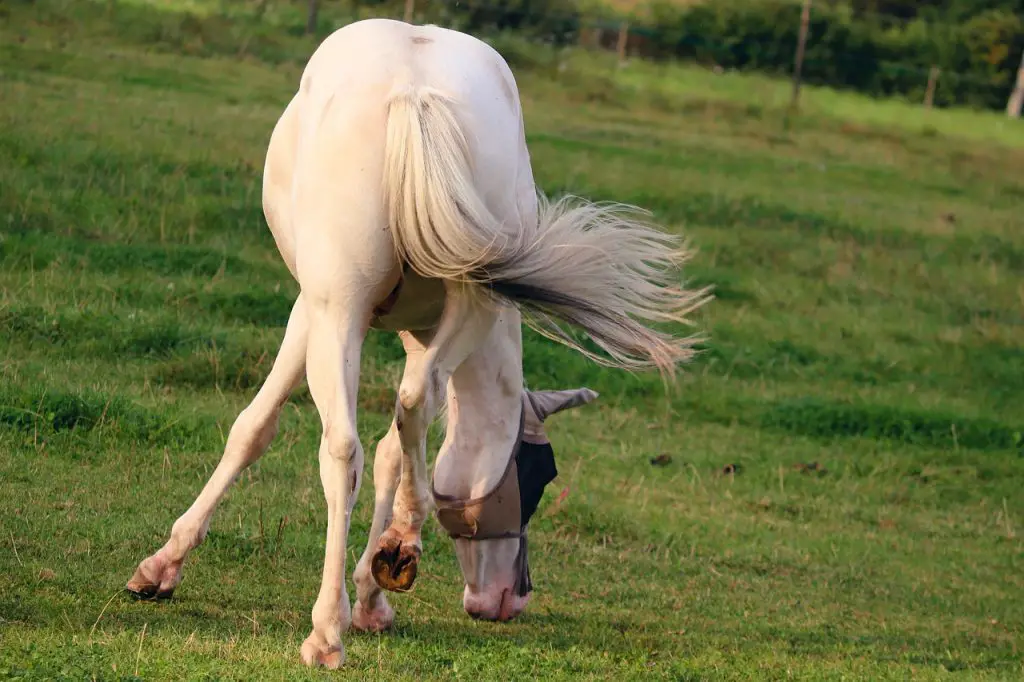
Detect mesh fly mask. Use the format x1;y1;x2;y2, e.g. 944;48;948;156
430;388;597;597
430;396;559;596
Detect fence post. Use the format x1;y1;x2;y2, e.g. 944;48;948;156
790;0;812;111
1007;47;1024;119
924;66;940;109
616;22;629;65
404;0;415;24
305;0;318;35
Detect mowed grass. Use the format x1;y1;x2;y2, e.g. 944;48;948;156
2;4;1023;680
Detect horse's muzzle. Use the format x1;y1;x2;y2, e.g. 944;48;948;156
463;583;531;621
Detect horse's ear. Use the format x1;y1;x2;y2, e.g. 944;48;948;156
526;388;599;423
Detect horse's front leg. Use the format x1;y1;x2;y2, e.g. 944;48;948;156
371;291;500;593
351;332;437;629
126;295;308;600
350;419;401;631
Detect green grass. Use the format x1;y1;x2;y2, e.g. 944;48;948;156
2;2;1023;680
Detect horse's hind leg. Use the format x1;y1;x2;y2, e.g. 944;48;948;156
298;293;371;669
126;294;308;600
371;289;501;593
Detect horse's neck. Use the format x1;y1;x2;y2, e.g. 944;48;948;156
432;313;523;499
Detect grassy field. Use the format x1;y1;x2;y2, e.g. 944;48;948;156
2;2;1023;680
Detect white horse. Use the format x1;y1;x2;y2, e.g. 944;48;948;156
126;18;709;668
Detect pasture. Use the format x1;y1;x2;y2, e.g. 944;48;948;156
2;3;1023;679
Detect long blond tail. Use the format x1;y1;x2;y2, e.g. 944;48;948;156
382;88;711;379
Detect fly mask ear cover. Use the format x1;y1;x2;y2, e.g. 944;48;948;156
431;388;598;597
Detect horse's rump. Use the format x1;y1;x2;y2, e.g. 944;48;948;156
381;72;710;378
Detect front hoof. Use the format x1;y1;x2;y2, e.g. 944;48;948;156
300;632;344;669
370;533;420;593
352;598;395;633
125;555;180;601
125;584;175;601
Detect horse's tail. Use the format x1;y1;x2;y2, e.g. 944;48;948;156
382;87;711;379
485;195;712;379
382;85;509;283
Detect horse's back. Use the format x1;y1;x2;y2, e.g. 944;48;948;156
301;19;515;111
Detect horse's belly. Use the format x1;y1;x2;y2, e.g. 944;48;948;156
370;272;446;332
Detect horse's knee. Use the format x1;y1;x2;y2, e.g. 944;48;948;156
397;354;436;412
397;367;440;415
397;381;421;412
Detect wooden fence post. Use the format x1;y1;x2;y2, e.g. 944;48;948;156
924;66;940;109
404;0;415;24
616;22;629;65
790;0;812;111
1007;47;1024;119
305;0;318;35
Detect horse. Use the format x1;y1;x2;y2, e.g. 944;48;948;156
125;17;710;668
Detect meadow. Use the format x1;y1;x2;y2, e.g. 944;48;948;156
1;2;1023;679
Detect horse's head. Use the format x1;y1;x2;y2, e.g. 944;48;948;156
431;386;598;621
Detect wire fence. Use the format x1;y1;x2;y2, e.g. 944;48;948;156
22;0;1020;114
326;0;1023;114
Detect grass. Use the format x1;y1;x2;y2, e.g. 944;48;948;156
1;1;1023;679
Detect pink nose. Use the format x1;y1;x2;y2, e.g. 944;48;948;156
463;586;530;621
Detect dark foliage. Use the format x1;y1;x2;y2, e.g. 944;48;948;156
638;0;1023;110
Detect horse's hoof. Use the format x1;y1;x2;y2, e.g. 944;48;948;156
125;584;175;601
125;554;181;601
352;598;395;633
300;632;344;669
370;533;420;593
